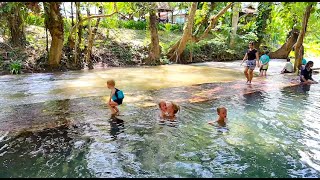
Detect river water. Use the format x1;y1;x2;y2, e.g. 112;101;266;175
0;59;319;178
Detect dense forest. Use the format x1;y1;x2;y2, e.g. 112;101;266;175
0;2;319;75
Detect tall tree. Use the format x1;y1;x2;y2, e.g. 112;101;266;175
294;4;313;72
166;2;233;63
44;2;64;68
1;3;27;48
268;28;299;59
229;2;240;48
86;4;103;69
255;2;273;51
74;2;82;65
167;2;198;63
145;3;161;65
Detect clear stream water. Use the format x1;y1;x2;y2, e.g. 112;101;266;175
0;59;319;178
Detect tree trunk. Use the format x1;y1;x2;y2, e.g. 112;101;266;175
7;4;26;48
255;2;272;51
194;2;215;37
294;4;313;73
146;9;161;65
86;5;103;70
166;2;198;63
268;28;299;59
74;2;82;65
166;2;233;63
192;2;233;43
71;2;74;27
230;2;240;48
85;6;92;68
44;2;64;68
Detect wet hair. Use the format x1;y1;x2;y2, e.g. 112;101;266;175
287;58;290;62
217;106;227;114
107;79;115;86
171;102;180;114
305;61;314;69
158;101;166;108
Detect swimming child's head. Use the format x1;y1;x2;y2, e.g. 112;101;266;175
158;100;167;112
217;106;227;119
287;58;291;62
167;102;180;117
107;79;115;89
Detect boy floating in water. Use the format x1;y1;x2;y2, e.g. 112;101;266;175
208;106;228;127
106;79;124;116
158;101;180;121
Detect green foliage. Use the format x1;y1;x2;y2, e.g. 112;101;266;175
9;60;22;74
158;23;183;32
255;2;272;42
119;20;147;30
160;56;170;64
25;13;44;27
183;37;242;62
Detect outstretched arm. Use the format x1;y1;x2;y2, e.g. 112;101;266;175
256;52;260;67
241;53;248;65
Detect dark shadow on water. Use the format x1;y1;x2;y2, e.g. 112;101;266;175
109;116;125;139
242;90;265;110
0;123;93;178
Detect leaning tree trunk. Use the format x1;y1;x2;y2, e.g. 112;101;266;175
146;9;161;65
167;2;233;63
44;2;64;69
166;2;198;63
230;2;240;48
7;4;26;48
86;5;103;70
193;2;215;37
255;2;272;51
268;28;299;59
294;4;313;73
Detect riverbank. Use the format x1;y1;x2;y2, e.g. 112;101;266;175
0;26;246;75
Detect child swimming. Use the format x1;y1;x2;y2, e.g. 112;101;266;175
158;101;180;121
208;106;228;127
106;79;124;116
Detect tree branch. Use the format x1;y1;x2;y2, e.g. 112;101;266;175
193;2;233;42
69;2;118;42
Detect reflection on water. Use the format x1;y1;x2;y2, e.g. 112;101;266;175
109;116;125;139
0;60;319;177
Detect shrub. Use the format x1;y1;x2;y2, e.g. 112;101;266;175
9;60;22;74
119;20;147;30
25;13;44;27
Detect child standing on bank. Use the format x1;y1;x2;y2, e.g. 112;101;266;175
106;79;124;116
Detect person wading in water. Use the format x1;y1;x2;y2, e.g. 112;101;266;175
240;42;260;84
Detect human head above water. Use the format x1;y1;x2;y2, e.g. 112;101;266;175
217;106;227;118
107;79;115;89
305;61;314;69
166;102;180;116
287;58;291;62
158;100;167;111
171;102;180;114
